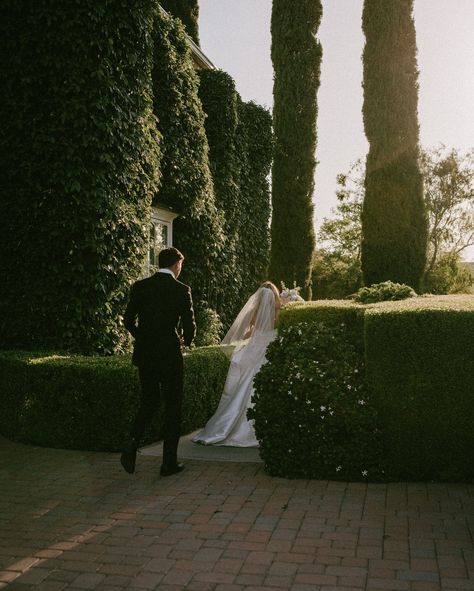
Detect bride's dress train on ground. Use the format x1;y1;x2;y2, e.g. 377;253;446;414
192;286;278;447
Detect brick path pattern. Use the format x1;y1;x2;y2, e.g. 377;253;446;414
1;437;473;590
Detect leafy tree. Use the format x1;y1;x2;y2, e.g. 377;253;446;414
316;148;474;297
361;0;427;291
312;161;364;299
270;0;323;299
423;252;472;295
421;146;474;274
159;0;200;46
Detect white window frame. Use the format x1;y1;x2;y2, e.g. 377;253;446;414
143;206;178;277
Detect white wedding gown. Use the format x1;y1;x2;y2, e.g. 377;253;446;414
192;287;278;447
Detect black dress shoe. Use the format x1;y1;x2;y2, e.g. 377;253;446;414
120;439;137;474
160;463;184;477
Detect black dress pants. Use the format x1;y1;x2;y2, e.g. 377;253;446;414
131;355;184;467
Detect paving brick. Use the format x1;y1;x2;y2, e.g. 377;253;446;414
1;438;474;591
70;572;106;589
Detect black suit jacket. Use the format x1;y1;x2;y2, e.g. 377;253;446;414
123;272;196;367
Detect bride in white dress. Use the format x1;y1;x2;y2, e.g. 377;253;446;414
192;282;281;447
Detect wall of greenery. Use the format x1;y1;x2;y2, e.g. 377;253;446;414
0;0;161;354
237;101;273;302
151;10;224;321
198;70;273;328
159;0;200;46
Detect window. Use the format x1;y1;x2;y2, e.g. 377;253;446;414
142;206;178;277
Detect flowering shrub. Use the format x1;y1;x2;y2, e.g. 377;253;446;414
354;281;416;304
249;321;385;481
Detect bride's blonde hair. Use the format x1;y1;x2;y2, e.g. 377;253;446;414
260;281;280;301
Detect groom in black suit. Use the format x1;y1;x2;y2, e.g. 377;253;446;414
121;247;195;476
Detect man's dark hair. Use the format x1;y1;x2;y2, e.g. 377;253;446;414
158;247;184;268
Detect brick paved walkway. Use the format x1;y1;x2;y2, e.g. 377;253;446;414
1;437;473;591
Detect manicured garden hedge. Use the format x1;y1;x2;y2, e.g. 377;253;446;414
365;296;474;481
252;296;474;482
0;347;229;452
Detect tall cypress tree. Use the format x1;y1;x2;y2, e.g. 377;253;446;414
159;0;200;46
270;0;323;299
361;0;427;290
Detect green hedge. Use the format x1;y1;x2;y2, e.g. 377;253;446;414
251;319;383;481
253;296;474;482
0;347;229;452
279;300;366;355
365;296;474;481
0;0;161;354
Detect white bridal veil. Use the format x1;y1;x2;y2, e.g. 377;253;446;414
221;286;276;347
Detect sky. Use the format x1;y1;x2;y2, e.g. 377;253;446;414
198;0;474;259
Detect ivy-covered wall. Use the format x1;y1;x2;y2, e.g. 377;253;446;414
0;1;273;354
0;0;161;354
198;70;273;327
237;101;273;301
159;0;200;46
151;10;224;316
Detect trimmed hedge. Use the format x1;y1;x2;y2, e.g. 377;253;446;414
278;300;365;355
252;296;474;481
251;320;383;481
365;296;474;481
0;347;229;452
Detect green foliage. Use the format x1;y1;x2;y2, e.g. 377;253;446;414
198;70;273;328
237;101;273;299
151;11;224;310
313;161;363;298
250;321;384;481
270;0;323;299
354;281;416;304
0;347;229;451
365;298;474;481
421;146;474;275
278;300;365;354
424;252;473;295
312;250;362;300
0;0;161;354
257;296;474;482
159;0;200;45
194;305;223;347
320;148;473;298
361;0;427;290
